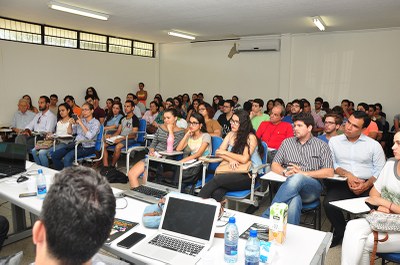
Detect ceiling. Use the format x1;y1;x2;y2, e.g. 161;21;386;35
1;0;400;44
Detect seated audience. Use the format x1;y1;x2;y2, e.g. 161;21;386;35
264;99;274;116
132;94;146;116
341;99;352;119
212;95;222;112
0;215;9;251
186;99;200;122
282;99;303;124
303;99;324;135
15;96;57;151
103;100;139;168
23;94;39;113
85;86;99;98
31;103;73;168
104;98;114;116
324;111;386;247
113;96;121;104
49;94;58;116
261;113;333;225
173;97;187;119
85;95;106;124
250;98;270;131
218;99;235;138
394;113;400;132
142;101;159;127
104;102;124;131
357;102;379;140
198;110;264;202
213;100;225;121
64;95;81;116
128;108;185;188
198;102;222;137
32;166;115;265
182;93;191;112
318;113;342;143
126;93;142;118
51;103;100;170
341;132;400;265
314;97;326;119
232;95;242;110
11;98;35;134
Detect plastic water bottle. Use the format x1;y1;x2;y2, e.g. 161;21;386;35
245;229;260;265
224;216;238;263
36;169;47;199
167;134;174;153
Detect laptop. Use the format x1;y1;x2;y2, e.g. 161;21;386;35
123;156;186;203
132;193;220;265
0;143;27;178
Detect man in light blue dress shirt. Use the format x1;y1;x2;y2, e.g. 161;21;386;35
11;98;36;134
324;111;386;247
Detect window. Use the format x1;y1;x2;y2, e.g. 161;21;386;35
109;37;132;54
80;32;107;51
0;18;41;44
44;26;77;48
133;41;154;57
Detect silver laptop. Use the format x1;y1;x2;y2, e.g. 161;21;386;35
132;193;220;265
123;156;185;203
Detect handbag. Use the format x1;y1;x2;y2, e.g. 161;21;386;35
215;160;252;175
35;139;54;150
365;210;400;265
142;202;164;228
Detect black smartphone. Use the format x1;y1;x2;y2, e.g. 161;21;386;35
71;114;78;121
19;192;37;198
117;232;146;249
365;201;379;210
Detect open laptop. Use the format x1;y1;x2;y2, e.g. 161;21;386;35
132;193;220;265
0;143;27;178
123;156;186;203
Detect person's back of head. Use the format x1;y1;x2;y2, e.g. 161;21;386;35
33;166;116;265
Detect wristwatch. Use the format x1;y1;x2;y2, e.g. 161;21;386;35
282;169;288;176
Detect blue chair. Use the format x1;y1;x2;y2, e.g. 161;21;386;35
225;141;270;210
74;124;104;165
125;119;148;174
378;252;400;264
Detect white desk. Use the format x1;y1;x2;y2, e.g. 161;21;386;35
260;171;347;182
0;166;332;265
329;197;370;214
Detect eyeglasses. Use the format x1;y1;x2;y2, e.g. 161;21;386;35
324;121;336;125
81;108;90;111
223;105;231;108
189;122;199;126
230;119;240;126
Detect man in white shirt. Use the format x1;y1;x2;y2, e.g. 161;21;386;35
11;98;35;134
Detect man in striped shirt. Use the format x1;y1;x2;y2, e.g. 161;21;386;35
261;112;334;225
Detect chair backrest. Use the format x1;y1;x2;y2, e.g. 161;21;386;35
209;136;223;171
94;125;104;152
260;141;268;174
137;119;147;144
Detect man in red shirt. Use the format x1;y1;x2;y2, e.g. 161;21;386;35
256;105;293;162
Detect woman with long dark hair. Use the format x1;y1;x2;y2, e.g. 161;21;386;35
199;109;264;202
23;94;39;113
104;102;124;131
198;102;221;137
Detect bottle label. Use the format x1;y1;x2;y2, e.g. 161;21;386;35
225;244;238;256
37;185;47;195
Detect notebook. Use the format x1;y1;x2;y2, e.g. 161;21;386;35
132;193;220;265
123;156;185;203
0;143;27;178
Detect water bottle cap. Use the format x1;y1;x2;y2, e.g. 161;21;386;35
38;169;43;174
249;229;257;237
228;217;236;224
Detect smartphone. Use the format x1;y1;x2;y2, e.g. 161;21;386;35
19;192;37;198
117;232;146;249
365;201;379;210
71;114;78;121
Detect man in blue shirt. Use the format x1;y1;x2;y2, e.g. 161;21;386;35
324;111;386;247
318;113;342;143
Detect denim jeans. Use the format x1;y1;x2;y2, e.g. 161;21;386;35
261;173;322;225
51;143;95;170
31;143;67;168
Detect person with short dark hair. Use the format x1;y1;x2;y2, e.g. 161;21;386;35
261;112;334;225
324;111;386;248
250;98;270;131
86;95;106;124
64;95;81;116
198;102;222;137
341;99;351;119
231;95;241;110
0;215;9;251
282;99;303;124
113;96;121;104
32;166;116;265
49;94;58;116
213;100;225;121
126;93;142;118
357;102;379;139
303;99;324;135
218;99;235;138
318;113;342;143
314;97;326;119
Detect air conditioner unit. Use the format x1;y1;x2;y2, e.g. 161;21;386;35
237;39;280;52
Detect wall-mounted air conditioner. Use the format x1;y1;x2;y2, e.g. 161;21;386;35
237;39;280;52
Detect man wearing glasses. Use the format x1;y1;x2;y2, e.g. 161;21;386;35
15;96;57;152
318;114;342;143
217;99;234;138
324;111;385;247
282;99;303;124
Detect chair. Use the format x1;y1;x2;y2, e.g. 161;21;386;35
225;141;270;210
106;119;147;174
300;199;322;230
74;124;104;165
378;252;400;264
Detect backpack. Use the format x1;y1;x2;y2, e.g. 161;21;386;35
100;167;128;183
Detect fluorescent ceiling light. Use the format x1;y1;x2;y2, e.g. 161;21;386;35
168;31;196;40
312;16;326;31
49;1;109;21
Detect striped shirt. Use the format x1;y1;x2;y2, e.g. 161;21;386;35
149;127;185;152
273;136;333;171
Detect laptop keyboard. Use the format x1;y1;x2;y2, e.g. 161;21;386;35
0;166;24;178
132;186;167;198
149;234;204;256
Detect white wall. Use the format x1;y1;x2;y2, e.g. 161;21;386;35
159;29;400;123
0;40;158;125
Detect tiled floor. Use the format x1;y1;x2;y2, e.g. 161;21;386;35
0;165;394;264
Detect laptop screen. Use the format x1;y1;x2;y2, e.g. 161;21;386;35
0;143;26;168
147;159;181;189
161;197;217;240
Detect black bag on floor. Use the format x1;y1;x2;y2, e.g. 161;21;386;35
100;167;128;183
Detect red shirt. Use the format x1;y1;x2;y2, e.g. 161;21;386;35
256;121;294;149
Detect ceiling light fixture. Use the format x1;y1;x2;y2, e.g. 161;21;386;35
168;31;196;40
49;1;109;21
312;16;326;31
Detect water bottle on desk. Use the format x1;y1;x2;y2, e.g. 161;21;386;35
245;229;260;265
36;169;47;199
224;216;238;263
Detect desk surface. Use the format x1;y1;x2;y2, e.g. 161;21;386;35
0;163;332;265
261;171;347;182
329;196;370;214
